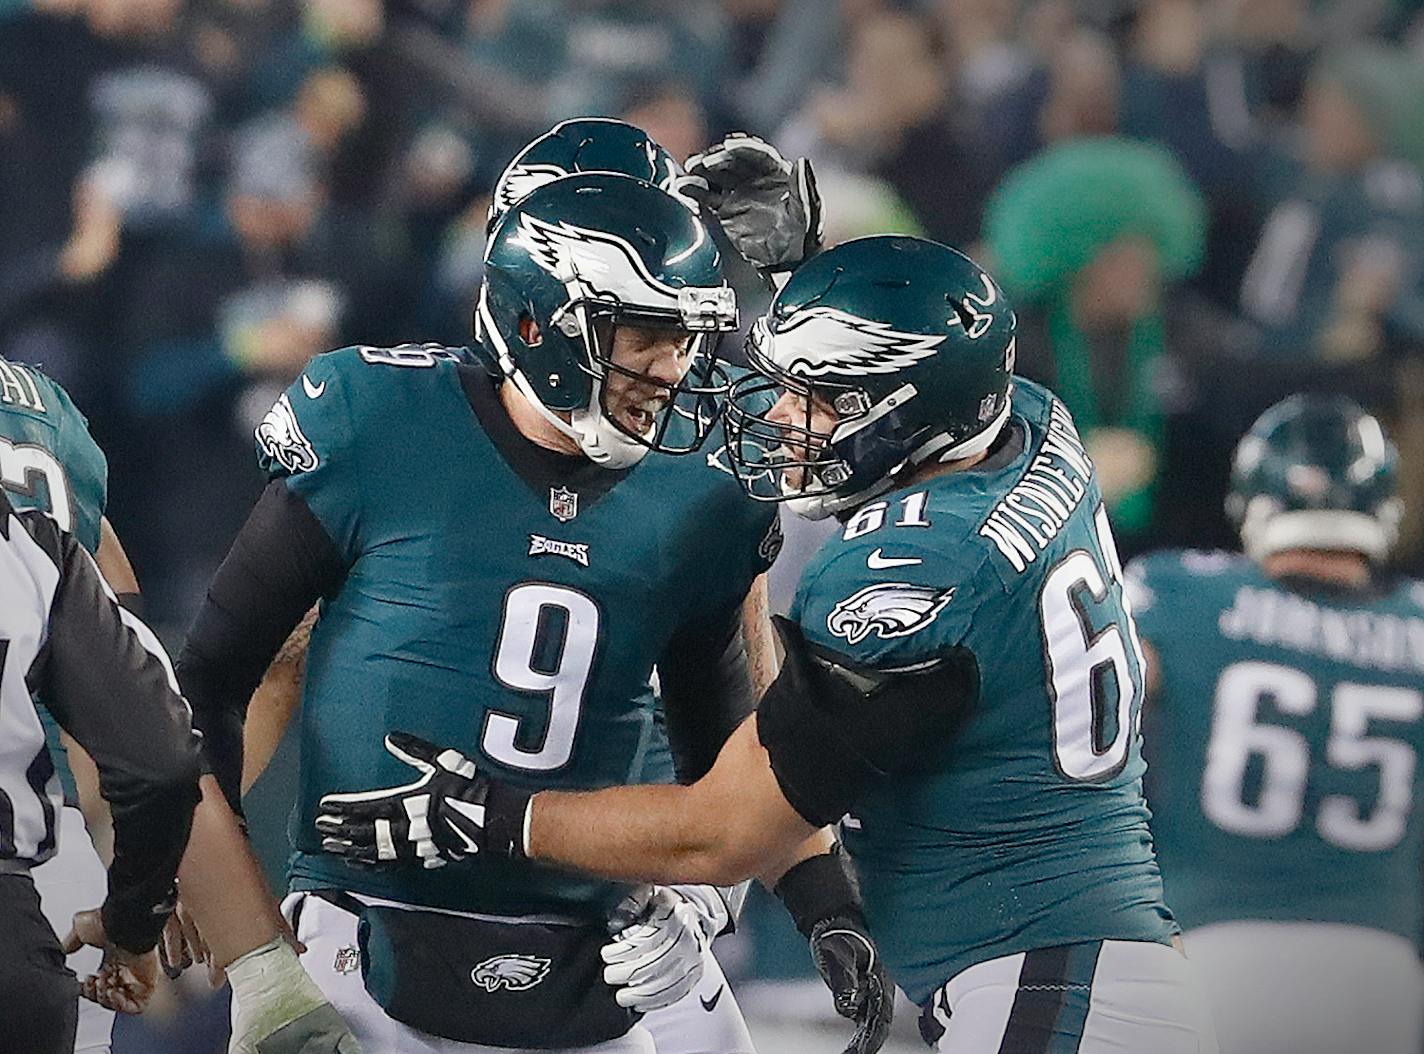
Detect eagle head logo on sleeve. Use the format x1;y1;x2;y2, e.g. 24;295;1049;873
827;583;956;645
255;393;318;473
471;954;553;993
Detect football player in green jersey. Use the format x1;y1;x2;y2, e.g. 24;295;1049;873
317;235;1220;1052
1126;395;1424;1054
0;357;362;1054
177;172;887;1054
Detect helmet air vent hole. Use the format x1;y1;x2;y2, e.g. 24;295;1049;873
947;298;975;330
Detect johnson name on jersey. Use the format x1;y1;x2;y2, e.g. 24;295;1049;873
259;345;777;919
1129;549;1424;940
792;378;1177;1004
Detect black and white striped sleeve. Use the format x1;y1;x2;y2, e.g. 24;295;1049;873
1;494;201;953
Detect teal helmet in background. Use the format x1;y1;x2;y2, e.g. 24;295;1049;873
1227;394;1402;563
724;235;1017;518
475;172;737;468
487;117;683;233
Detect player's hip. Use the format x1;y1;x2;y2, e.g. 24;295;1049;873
919;938;1218;1054
283;890;753;1053
1183;921;1424;1054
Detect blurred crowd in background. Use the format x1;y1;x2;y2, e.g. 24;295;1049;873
2;0;1424;1048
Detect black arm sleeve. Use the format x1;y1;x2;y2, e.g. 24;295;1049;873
659;600;755;784
175;479;346;813
757;616;980;828
23;514;202;954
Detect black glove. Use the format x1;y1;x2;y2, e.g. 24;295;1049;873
314;733;528;868
811;913;894;1054
775;846;894;1054
678;134;823;274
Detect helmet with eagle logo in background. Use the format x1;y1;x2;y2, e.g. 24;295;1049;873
486;117;682;234
724;234;1017;519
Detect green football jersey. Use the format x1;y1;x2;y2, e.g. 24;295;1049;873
793;378;1176;1005
1128;549;1424;940
0;357;108;804
261;345;776;918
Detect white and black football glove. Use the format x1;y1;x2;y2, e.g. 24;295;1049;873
315;733;525;869
602;886;709;1013
678;133;823;274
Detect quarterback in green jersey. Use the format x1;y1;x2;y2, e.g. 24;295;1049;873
1127;395;1424;1054
316;235;1219;1053
177;171;889;1054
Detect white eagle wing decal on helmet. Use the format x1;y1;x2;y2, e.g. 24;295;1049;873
494;162;568;215
767;306;946;377
511;213;683;309
827;583;956;645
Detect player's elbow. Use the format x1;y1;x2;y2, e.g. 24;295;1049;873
672;810;782;886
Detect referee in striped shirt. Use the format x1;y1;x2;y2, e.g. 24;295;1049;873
0;489;200;1054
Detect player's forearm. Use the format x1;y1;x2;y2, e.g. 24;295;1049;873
528;717;816;886
758;826;836;889
242;606;315;795
176;776;285;970
528;782;772;887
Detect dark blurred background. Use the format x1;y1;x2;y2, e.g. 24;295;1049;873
2;0;1421;1048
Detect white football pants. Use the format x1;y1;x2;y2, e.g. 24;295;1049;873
279;892;756;1054
33;806;114;1054
1184;921;1424;1054
921;939;1218;1053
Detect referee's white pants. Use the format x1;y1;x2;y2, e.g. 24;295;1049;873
1184;921;1424;1054
921;939;1217;1053
33;806;114;1054
280;892;756;1053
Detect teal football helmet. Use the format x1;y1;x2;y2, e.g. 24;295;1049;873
487;118;683;232
475;172;737;468
724;235;1017;518
1227;394;1401;562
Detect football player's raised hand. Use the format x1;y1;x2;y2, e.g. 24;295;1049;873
810;914;894;1054
678;134;823;274
315;733;495;868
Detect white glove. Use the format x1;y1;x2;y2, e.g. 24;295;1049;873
228;938;362;1054
602;887;708;1012
666;883;744;942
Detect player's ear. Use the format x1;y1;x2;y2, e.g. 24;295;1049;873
519;316;542;346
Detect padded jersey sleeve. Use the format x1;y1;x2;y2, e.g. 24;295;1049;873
255;347;365;562
792;538;986;671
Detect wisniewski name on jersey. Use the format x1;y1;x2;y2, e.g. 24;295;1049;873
978;398;1093;573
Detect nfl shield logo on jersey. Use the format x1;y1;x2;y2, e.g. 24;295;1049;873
549;486;578;522
333;946;359;975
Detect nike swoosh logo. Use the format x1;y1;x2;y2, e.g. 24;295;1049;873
866;548;922;569
302;374;326;399
700;984;725;1012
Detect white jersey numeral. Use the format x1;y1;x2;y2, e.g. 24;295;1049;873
1203;662;1423;850
1042;505;1147;781
0;438;73;533
485;583;599;772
